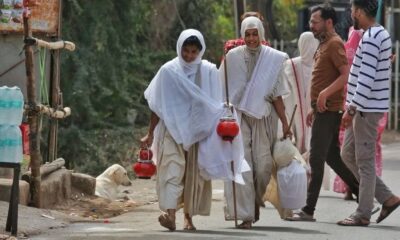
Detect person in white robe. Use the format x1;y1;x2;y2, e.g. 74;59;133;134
283;32;319;154
141;29;247;231
220;17;292;229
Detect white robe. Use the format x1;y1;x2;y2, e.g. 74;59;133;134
221;44;289;221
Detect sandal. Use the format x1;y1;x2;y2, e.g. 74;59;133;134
237;221;252;229
285;210;316;222
158;213;176;231
376;200;400;223
337;216;370;227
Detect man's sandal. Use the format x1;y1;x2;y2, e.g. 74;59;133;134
337;216;370;227
376;200;400;223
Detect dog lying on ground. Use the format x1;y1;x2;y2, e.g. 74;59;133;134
95;164;132;200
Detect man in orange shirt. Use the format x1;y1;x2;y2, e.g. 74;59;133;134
287;4;359;222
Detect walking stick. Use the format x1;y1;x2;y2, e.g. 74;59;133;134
223;54;238;228
280;104;297;141
288;104;297;134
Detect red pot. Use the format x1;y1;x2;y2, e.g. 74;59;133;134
216;117;239;142
133;161;156;179
139;148;153;160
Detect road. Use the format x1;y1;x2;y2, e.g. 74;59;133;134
32;142;400;240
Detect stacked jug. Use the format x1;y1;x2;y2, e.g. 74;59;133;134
0;86;24;163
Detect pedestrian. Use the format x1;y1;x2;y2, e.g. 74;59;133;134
221;16;292;229
286;4;360;222
338;0;400;226
140;29;246;231
333;25;388;201
224;11;269;54
283;31;318;154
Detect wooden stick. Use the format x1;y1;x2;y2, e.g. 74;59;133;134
224;54;238;227
282;104;297;140
23;15;41;208
36;104;71;119
288;104;297;130
230;161;238;227
35;38;75;51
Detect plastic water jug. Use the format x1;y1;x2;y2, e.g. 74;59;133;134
0;125;23;163
0;86;24;125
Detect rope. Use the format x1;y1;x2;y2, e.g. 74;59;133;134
39;47;49;105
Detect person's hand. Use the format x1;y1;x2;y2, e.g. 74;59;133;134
341;110;354;129
317;91;328;112
282;123;293;140
140;132;154;148
306;109;314;127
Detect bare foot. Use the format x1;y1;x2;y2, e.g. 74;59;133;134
183;213;196;230
158;209;176;231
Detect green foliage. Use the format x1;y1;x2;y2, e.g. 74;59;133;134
58;0;300;175
273;0;304;40
59;0;234;174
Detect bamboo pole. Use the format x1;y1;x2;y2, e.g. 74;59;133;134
23;15;41;208
48;0;63;162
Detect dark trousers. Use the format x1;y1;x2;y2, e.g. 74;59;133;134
302;111;359;215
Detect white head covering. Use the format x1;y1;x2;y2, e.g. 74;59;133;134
240;16;265;42
176;29;206;77
298;31;319;66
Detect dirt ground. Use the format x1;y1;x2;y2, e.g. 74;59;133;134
0;178;157;239
50;178;158;220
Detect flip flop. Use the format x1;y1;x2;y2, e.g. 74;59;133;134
158;213;176;231
285;211;316;222
376;200;400;223
337;217;370;227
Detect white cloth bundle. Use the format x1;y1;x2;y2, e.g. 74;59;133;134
277;160;307;209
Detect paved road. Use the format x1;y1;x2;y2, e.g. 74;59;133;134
32;142;400;240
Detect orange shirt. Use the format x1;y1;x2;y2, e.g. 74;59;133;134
310;33;348;112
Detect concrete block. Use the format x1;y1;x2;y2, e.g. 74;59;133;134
39;168;71;208
71;173;96;195
0;178;30;205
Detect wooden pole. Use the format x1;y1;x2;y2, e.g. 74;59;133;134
223;55;238;227
23;15;42;208
48;0;63;162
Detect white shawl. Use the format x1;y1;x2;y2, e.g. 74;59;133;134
221;45;288;119
284;32;318;152
145;29;248;183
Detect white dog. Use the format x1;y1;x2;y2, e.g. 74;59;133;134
95;164;132;200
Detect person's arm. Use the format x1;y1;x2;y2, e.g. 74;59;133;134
316;64;349;112
316;40;349;112
140;111;160;148
273;96;292;138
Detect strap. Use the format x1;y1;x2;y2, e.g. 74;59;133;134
290;59;305;152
